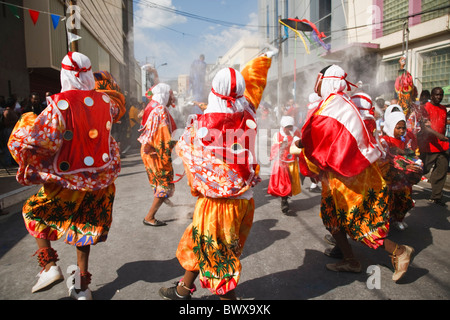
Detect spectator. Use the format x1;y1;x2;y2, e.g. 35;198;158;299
1;97;19;166
22;92;44;115
418;87;449;206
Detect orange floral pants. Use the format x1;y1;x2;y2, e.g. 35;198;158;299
22;183;115;247
176;197;254;295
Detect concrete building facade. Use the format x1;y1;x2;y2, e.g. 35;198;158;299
0;0;141;106
257;0;450;107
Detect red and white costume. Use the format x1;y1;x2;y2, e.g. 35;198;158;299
9;52;122;191
301;65;389;249
175;56;272;295
268;116;301;197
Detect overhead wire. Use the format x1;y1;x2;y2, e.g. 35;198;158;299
134;0;259;29
120;0;450;58
2;0;448;37
331;3;450;33
131;1;450;37
103;0;197;37
16;0;442;63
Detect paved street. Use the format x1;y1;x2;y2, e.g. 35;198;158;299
0;149;449;302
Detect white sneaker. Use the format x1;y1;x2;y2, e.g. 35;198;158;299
69;285;93;300
31;265;64;293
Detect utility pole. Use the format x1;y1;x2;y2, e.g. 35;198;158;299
277;15;283;120
67;0;78;52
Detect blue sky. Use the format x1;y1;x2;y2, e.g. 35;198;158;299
133;0;259;81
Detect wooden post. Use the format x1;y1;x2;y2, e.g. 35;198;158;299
68;0;78;52
277;15;283;120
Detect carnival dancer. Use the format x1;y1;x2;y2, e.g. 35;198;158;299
381;105;422;231
139;83;177;227
141;86;177;133
7;52;125;299
323;91;380;258
268;116;301;213
295;65;414;282
159;52;273;300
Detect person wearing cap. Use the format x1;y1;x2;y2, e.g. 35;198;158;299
268;115;301;213
295;65;414;282
159;52;273;300
8;52;125;299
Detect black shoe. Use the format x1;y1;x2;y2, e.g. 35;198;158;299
143;219;167;227
428;199;447;207
159;285;191;300
281;197;289;214
310;186;321;193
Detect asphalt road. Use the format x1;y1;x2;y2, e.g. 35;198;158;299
0;149;449;306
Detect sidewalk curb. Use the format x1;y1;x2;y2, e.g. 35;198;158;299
0;185;40;211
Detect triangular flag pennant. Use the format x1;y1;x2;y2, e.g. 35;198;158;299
7;4;20;19
51;14;60;29
29;9;40;25
67;32;82;45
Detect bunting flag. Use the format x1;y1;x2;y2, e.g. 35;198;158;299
7;4;20;19
29;9;39;25
1;1;64;29
51;14;60;29
67;32;82;46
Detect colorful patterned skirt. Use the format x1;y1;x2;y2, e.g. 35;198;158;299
176;197;254;295
141;144;175;198
382;161;415;223
22;183;115;247
320;162;390;249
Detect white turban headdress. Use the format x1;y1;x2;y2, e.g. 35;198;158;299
383;104;406;138
318;65;357;98
280;116;294;127
151;83;171;106
60;52;95;92
205;67;248;114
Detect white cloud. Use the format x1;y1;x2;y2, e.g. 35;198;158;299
135;0;187;30
201;12;259;54
133;2;260;81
